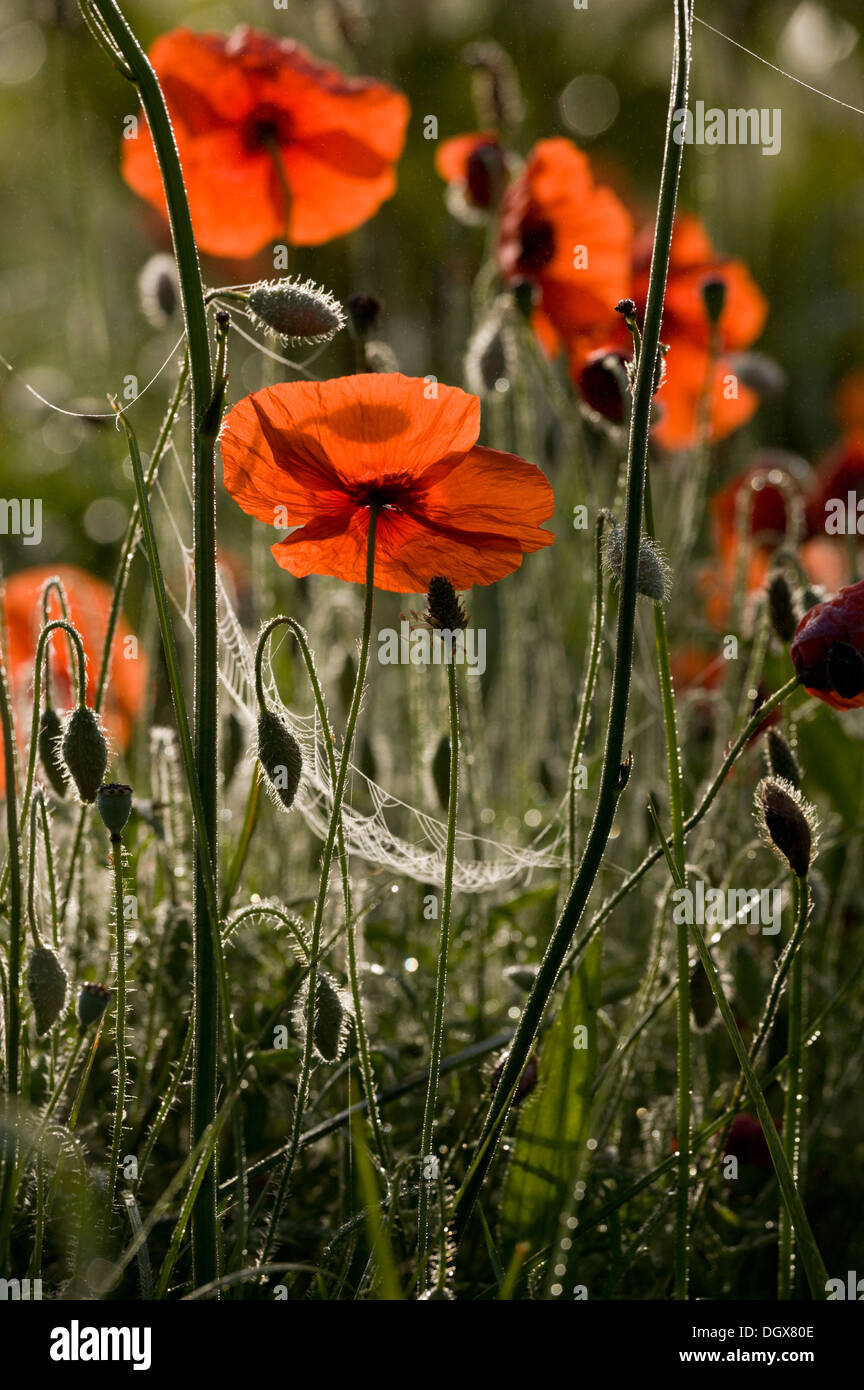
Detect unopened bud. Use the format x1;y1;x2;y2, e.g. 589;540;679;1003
756;777;817;879
257;709;302;811
604;522;671;602
27;945;67;1035
61;706;109;805
700;275;727;325
245;277;345;345
77;981;111;1029
38;707;67;798
767;572;799;644
765;729;801;788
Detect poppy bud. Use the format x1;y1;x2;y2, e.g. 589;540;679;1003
765;729;801;788
245;277;346;344
614;298;637;322
690;959;716;1030
767;572;799;644
138;252;180;327
312;973;349;1063
77;981;111;1029
257;708;302;811
756;777;817;879
61;706;109;804
490;1053;538;1103
27;945;67;1036
504;964;539;992
465;304;514;398
604;521;671;602
423;576;468;631
38;707;67;798
700;274;727;325
431;734;451;812
462;40;523;131
96;783;133;838
577;350;629;424
345;293;382;341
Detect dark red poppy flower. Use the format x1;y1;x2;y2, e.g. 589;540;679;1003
497;138;633;353
571;215;768;451
1;565;147;796
122;27;410;258
435;130;510;214
804;432;864;538
219;372;555;593
791;578;864;710
723;1113;781;1168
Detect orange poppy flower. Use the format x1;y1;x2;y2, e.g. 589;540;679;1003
219;372;555;593
571;215;767;451
804;432;864;538
1;566;147;796
497;138;633;353
122;27;410;258
435;131;510;215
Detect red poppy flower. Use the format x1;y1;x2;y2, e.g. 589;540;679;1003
122;27;410;258
804;432;864;538
571;215;768;451
435;131;510;214
724;1113;781;1168
219;372;555;593
497;138;633;353
1;565;147;796
791;578;864;710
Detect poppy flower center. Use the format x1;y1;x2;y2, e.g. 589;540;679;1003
518;217;556;274
350;476;415;512
243;104;293;152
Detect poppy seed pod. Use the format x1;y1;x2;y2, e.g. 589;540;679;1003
245;277;346;344
61;706;109;804
27;946;67;1036
38;707;67;798
257;708;302;811
96;783;133;838
756;777;817;879
77;981;111;1029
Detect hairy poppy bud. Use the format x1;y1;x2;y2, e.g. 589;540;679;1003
245;277;345;344
756;777;817;879
38;707;67;798
604;522;671;603
138;252;180;327
345;292;382;341
765;729;801;788
791;578;864;710
767;572;799;644
96;783;133;838
700;274;727;326
257;709;302;811
61;706;109;804
431;733;451;813
294;972;350;1063
77;981;111;1029
27;945;67;1035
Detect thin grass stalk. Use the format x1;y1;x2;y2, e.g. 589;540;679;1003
102;831;129;1243
567;511;608;877
449;0;695;1244
779;873;807;1298
417;659;459;1262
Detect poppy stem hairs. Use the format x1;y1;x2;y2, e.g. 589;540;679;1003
84;0;221;1287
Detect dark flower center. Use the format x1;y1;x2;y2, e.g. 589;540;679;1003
243;104;293;152
350;476;415;512
518;217;556;274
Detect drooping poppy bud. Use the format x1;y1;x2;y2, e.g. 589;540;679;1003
791;578;864;710
756;777;817;879
257;709;302;811
61;706;109;804
38;707;67;798
27;945;67;1035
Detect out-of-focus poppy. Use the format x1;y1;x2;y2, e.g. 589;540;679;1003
669;646;727;693
435;131;510;217
834;367;864;432
724;1113;781;1168
219;372;555;593
572;215;768;451
804;433;864;538
792;578;864;711
1;565;147;796
497;138;633;354
122;27;410;258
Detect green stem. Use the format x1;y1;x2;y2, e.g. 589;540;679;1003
0;643;23;1097
262;509;380;1260
87;0;217;1288
449;0;695;1245
567;511;608;878
779;873;807;1298
418;658;460;1263
102;832;128;1244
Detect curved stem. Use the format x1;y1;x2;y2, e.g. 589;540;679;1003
449;0;695;1245
418;659;460;1263
262;508;379;1260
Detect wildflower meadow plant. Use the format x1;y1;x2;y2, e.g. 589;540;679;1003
3;0;864;1352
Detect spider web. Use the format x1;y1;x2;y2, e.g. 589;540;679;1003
152;444;567;892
